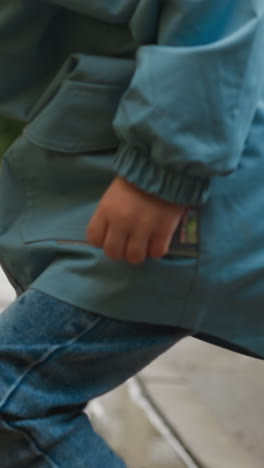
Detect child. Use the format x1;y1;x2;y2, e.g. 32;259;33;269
0;1;264;466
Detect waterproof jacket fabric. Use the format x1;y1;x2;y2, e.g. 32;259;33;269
1;0;264;359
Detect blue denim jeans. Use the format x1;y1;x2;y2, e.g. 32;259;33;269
0;288;190;467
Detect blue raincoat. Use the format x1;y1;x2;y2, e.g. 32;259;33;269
1;0;264;358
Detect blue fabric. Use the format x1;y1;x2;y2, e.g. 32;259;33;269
1;1;264;204
1;1;264;364
0;288;189;467
112;1;264;205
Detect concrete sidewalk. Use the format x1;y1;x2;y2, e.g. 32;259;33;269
1;267;264;467
137;338;264;468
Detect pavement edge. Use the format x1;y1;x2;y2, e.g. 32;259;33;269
127;376;262;468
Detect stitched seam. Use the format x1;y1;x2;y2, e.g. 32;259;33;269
0;315;102;467
0;345;64;411
0;315;102;412
0;414;60;468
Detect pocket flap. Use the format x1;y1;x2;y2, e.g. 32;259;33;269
23;79;127;153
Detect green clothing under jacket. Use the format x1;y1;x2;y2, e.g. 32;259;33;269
1;0;264;359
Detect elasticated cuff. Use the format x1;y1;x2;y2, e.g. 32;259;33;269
113;142;210;206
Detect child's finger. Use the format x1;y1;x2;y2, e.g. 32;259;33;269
148;219;183;259
103;226;128;261
86;215;108;248
124;231;150;265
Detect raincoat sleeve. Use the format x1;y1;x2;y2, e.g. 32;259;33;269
0;1;58;122
112;1;264;206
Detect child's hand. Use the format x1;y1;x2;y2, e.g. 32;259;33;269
86;176;186;265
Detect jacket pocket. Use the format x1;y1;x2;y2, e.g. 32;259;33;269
14;54;134;243
10;133;117;244
22;52;135;153
5;79;129;244
23;77;127;153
